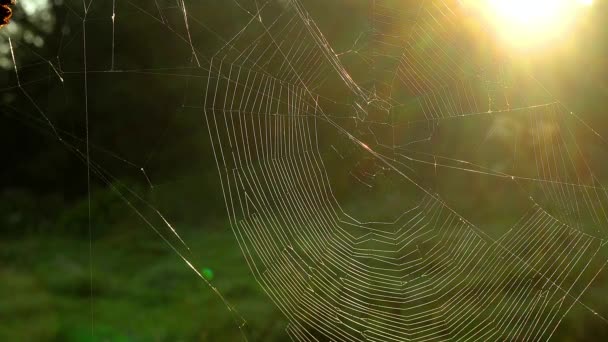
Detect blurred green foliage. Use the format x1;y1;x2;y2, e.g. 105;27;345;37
0;225;287;341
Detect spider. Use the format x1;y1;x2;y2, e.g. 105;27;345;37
0;0;16;29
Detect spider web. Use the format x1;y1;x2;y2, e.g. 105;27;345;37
2;0;608;340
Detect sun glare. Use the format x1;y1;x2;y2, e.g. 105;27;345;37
469;0;593;49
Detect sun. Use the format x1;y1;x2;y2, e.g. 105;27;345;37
467;0;593;49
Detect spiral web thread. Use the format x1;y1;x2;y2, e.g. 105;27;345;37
203;0;608;341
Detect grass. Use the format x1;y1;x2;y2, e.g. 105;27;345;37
1;216;607;341
0;224;286;341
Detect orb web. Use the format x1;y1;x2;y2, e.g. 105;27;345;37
203;0;608;340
